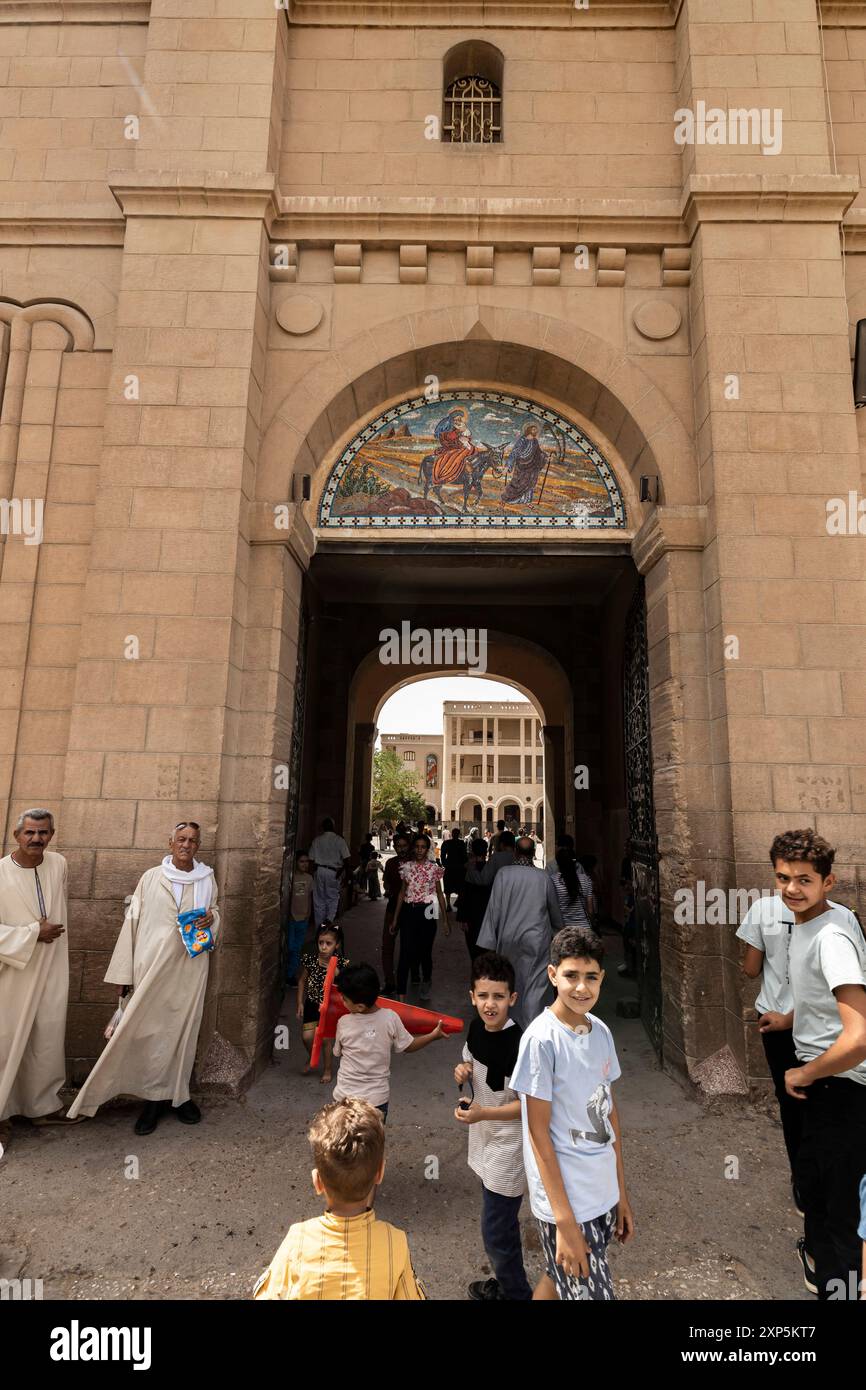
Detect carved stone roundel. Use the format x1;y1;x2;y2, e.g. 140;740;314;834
632;300;682;341
276;296;324;336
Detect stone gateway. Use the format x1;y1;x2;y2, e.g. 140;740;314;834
0;1;863;1109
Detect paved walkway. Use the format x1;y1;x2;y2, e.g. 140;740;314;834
1;888;810;1301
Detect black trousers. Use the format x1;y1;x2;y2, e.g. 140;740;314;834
396;902;437;992
760;1027;803;1179
794;1076;866;1300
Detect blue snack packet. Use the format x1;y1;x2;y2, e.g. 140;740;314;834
178;907;214;958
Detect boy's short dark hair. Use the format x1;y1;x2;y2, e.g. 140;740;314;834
550;926;605;969
471;838;488;858
335;962;379;1007
499;831;516;849
308;1099;384;1202
770;828;835;880
471;951;516;993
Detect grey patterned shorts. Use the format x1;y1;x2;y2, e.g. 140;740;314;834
537;1207;617;1301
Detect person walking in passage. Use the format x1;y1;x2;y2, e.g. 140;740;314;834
477;836;564;1028
309;818;351;927
391;834;450;1003
440;828;468;909
456;837;494;963
67;821;218;1135
381;833;411;994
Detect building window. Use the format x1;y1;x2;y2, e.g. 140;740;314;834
403;751;415;762
442;41;503;145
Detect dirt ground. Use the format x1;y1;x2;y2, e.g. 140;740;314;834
1;888;811;1302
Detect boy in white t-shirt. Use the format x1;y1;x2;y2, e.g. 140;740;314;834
770;829;866;1301
332;964;445;1122
737;888;860;1224
509;927;635;1300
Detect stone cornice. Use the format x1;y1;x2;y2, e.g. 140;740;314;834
273;195;687;249
251;503;316;569
631;505;706;575
0;0;149;20
286;0;676;27
842;207;866;252
682;175;860;237
108;173;280;225
0;215;124;246
820;2;866;25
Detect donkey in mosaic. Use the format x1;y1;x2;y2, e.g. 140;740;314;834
418;441;507;514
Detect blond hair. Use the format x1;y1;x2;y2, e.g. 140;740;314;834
308;1099;385;1202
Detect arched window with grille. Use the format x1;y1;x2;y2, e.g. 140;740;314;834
442;41;503;145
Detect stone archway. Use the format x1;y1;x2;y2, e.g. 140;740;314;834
256;321;717;1091
346;636;573;855
257;306;698;514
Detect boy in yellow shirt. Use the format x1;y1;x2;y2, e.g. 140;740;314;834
253;1098;425;1300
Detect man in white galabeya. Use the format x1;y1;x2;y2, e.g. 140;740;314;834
309;816;351;927
0;808;78;1160
67;821;219;1136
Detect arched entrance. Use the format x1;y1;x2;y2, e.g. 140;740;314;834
292;543;660;1043
456;796;483;835
275;347;673;1068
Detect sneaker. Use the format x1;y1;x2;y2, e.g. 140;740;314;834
419;980;432;1001
796;1237;818;1295
792;1181;804;1217
468;1278;504;1301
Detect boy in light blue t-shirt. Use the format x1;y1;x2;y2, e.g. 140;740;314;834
737;889;860;1219
509;926;635;1301
770;829;866;1302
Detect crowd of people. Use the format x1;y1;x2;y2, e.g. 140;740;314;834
2;807;865;1302
269;819;866;1302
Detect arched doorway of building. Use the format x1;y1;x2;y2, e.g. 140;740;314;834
288;544;663;1058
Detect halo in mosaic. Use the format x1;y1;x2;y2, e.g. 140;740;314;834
318;391;627;529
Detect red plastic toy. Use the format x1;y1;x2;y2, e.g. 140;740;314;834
309;955;464;1067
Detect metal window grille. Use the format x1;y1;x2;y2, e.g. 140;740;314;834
444;75;501;144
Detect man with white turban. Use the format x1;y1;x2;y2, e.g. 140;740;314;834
68;821;219;1135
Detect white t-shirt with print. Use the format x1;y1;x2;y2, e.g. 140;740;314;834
509;1008;621;1225
332;1006;413;1107
735;894;859;1015
788;906;866;1085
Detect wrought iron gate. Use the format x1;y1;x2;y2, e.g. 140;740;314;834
622;581;663;1058
279;604;308;987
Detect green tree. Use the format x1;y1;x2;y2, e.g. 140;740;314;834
372;748;426;823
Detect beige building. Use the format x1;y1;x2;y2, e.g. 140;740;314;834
379;731;444;823
441;700;544;834
0;1;864;1100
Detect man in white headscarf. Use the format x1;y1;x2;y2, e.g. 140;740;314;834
67;821;219;1135
0;808;75;1156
